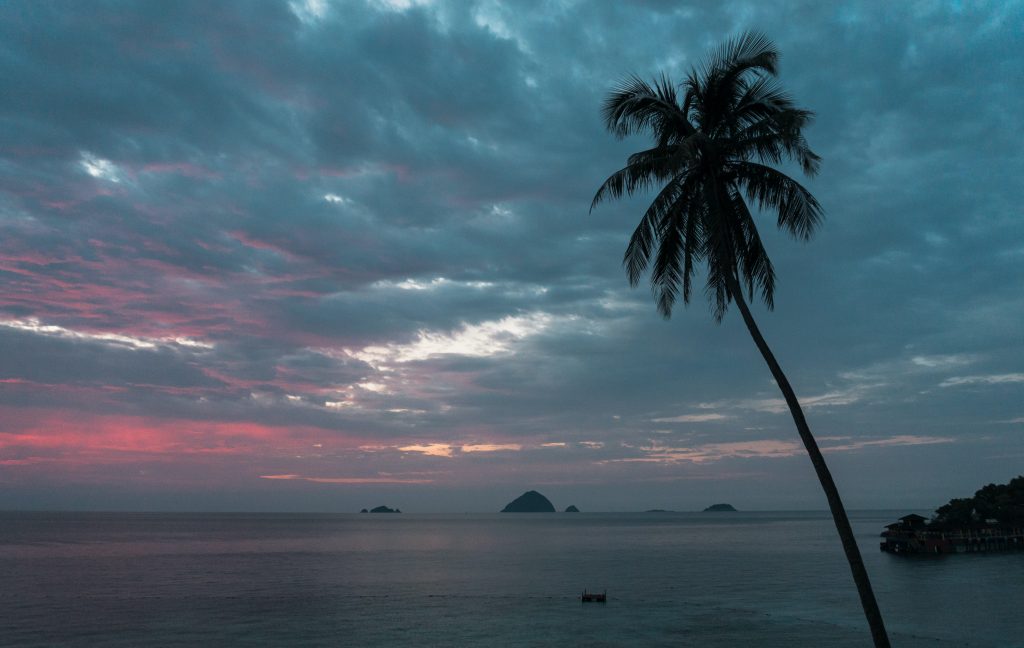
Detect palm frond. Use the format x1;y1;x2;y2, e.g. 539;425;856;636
650;206;685;318
679;198;703;305
763;109;820;175
593;32;822;320
681;69;699;123
697;178;740;320
729;108;818;173
601;75;693;140
730;188;776;308
590;146;681;210
716;31;779;78
622;174;686;286
703;255;731;323
731;76;795;129
626;140;699;175
647;176;705;316
735;162;823;240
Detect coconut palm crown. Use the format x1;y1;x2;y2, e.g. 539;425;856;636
591;32;891;647
591;31;822;320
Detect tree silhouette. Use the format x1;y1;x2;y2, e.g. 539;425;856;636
591;32;890;647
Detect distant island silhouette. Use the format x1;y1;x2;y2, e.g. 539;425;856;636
703;503;737;512
644;509;675;513
361;505;400;513
565;505;580;513
501;490;555;512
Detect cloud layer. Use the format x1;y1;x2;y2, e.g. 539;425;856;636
1;0;1022;511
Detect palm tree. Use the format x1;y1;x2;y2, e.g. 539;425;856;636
591;32;890;647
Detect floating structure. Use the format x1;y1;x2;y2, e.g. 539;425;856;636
880;514;1024;555
581;590;607;603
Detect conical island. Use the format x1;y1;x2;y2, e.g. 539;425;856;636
501;490;555;512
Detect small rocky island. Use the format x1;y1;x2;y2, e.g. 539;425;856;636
565;505;580;513
501;490;555;512
703;503;737;512
361;505;401;513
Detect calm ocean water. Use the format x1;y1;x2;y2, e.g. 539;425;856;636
1;510;1021;647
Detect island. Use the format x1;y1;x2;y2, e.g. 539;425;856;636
703;503;737;512
565;505;580;513
500;490;555;512
881;475;1024;554
368;505;401;513
644;509;675;513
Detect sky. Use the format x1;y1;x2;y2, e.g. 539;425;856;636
1;0;1022;512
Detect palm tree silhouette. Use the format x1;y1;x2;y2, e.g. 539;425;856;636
591;32;890;647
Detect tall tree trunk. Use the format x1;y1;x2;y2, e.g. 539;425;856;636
727;276;891;648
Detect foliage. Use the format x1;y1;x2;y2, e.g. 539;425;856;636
591;31;821;320
931;476;1024;529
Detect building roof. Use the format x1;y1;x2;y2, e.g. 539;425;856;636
899;514;928;522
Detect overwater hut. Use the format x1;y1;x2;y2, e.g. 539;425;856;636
881;513;1024;555
896;514;928;529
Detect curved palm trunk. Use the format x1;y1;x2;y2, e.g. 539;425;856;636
727;276;890;648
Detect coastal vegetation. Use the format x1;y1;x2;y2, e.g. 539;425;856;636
930;475;1024;530
881;476;1024;555
591;31;889;646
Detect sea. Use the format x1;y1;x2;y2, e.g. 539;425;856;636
2;510;1022;647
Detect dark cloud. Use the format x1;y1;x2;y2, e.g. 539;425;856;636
0;327;219;388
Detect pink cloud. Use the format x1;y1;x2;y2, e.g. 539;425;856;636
0;408;371;465
227;230;302;261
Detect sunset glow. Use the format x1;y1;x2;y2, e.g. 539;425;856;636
1;1;1021;512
